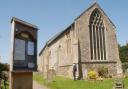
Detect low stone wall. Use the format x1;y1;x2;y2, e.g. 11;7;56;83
81;62;117;79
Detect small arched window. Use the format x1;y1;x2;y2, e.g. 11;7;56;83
89;9;106;60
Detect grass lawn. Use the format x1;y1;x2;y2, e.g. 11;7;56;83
47;77;114;89
124;77;128;89
33;73;48;86
0;81;9;89
33;73;116;89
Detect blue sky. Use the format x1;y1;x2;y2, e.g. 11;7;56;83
0;0;128;63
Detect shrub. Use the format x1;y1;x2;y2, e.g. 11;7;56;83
98;66;108;78
0;63;9;88
122;63;128;73
88;70;97;79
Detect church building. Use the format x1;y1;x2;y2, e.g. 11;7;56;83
39;3;122;79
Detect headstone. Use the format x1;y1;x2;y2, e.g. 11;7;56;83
114;79;124;89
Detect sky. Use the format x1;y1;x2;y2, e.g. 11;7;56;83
0;0;128;63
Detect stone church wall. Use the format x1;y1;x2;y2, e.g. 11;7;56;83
75;4;122;77
38;3;122;79
39;25;78;78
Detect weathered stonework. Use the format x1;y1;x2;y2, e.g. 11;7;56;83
38;2;122;79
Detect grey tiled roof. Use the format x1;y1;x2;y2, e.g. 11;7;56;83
47;23;74;45
39;23;74;56
39;2;116;56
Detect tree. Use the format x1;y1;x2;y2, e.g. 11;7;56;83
0;63;9;89
119;44;128;63
119;44;128;73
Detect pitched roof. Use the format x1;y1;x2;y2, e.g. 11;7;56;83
39;23;74;56
47;23;74;45
75;2;115;28
39;2;116;56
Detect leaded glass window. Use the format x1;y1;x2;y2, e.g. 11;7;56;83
89;9;106;60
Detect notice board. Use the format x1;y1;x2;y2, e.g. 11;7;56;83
14;38;25;60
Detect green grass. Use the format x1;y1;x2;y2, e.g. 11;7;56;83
33;73;128;89
0;81;9;89
48;77;114;89
124;77;128;89
33;73;48;85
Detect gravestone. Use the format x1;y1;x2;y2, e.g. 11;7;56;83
114;79;124;89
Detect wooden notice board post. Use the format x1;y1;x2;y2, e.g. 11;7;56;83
10;17;38;89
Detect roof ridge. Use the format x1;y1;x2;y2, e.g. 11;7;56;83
39;2;116;55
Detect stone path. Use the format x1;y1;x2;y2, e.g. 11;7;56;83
33;81;49;89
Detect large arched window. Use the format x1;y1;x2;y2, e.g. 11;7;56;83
89;9;106;60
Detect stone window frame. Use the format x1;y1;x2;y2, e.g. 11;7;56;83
89;8;107;61
66;32;71;55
